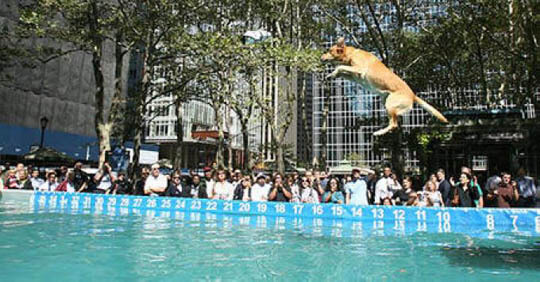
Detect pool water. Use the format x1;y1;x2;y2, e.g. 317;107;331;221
1;194;539;281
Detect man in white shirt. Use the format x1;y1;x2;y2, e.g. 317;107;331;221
144;164;168;196
374;166;402;205
251;173;271;202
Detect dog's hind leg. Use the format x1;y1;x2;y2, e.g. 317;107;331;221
373;110;398;136
373;93;412;136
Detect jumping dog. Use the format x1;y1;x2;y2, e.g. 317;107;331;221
321;37;448;136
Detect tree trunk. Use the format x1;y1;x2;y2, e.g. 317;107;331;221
110;30;126;144
241;121;250;171
213;104;225;169
320;81;331;170
174;99;184;170
299;72;311;166
276;138;285;175
88;2;109;167
225;106;233;171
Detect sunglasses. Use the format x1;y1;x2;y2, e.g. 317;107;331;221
173;177;180;180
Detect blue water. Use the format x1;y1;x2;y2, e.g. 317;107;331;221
1;195;539;281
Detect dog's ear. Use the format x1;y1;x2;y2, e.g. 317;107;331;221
337;37;345;47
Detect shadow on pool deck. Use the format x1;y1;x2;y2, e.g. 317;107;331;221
441;244;540;270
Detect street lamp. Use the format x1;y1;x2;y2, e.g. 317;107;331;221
39;116;48;148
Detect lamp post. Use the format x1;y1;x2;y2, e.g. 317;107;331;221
39;116;48;148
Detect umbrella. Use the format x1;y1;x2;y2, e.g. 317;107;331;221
23;147;74;163
329;160;373;176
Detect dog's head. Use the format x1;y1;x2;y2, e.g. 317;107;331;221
321;37;346;63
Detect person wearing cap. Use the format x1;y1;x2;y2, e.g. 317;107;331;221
144;164;168;196
251;173;271;202
345;167;369;206
39;171;59;192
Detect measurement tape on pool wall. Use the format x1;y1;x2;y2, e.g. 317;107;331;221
31;192;540;237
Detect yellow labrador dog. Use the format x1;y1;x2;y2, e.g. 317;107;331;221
322;38;448;136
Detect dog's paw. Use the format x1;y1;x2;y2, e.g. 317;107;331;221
373;129;387;136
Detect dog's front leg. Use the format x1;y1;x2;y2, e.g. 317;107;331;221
326;66;361;80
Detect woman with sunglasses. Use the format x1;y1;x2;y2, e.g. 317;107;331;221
322;178;344;204
300;177;319;203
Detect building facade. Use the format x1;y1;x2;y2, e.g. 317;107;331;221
311;2;540;178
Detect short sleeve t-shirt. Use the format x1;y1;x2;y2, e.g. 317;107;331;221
269;186;291;202
251;184;270;201
345;178;369;205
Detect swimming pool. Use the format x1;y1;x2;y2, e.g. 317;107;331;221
1;190;539;280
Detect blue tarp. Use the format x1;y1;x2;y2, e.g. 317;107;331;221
0;123;157;162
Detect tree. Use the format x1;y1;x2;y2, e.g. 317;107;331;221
20;0;127;166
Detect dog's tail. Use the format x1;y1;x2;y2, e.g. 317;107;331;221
414;96;448;123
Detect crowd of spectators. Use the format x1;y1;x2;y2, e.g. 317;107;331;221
1;161;538;209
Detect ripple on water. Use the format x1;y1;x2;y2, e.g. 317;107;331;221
0;202;539;280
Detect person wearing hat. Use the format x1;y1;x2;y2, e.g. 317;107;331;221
344;167;369;206
251;173;270;202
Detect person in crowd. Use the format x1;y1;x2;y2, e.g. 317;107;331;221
486;172;519;208
5;170;18;189
251;174;270;202
73;162;89;192
133;167;150;195
287;174;302;203
144;164;168;196
424;174;438;191
515;168;536;207
56;171;76;192
374;166;402;205
366;171;378;204
18;170;33;190
209;169;234;200
29;169;44;190
202;167;215;193
0;166;5;189
345;168;369;206
406;191;420;206
300;176;319;204
39;171;59;192
382;197;393;206
319;171;329;191
231;169;243;188
265;175;272;187
436;169;451;205
322;177;345;204
187;175;208;199
83;172;102;193
15;163;25;181
450;172;480;207
392;176;415;205
268;173;291;202
450;166;484;207
112;171;131;195
312;170;325;196
233;175;252;201
425;180;445;207
95;162;114;194
57;165;68;183
165;172;187;197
